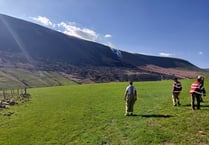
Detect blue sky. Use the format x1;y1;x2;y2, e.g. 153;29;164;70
0;0;209;68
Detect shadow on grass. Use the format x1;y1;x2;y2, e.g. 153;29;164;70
201;105;209;108
182;104;192;107
131;114;173;118
183;104;209;108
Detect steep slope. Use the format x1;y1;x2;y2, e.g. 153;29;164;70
0;14;126;67
121;51;198;69
0;14;204;87
0;14;199;69
0;68;76;88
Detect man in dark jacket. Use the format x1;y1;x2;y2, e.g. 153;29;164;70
198;75;206;102
172;78;182;106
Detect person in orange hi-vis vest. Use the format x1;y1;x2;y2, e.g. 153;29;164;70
190;76;206;110
124;81;137;116
172;78;182;106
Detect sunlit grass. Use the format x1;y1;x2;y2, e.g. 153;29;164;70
0;79;208;144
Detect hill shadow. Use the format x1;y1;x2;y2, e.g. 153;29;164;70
132;114;173;118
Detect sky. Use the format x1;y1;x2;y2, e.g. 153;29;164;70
0;0;209;68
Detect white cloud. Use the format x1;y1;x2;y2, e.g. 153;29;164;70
31;16;102;42
159;52;173;57
140;52;154;56
198;51;203;55
32;16;53;26
57;22;98;41
106;42;115;48
104;34;112;38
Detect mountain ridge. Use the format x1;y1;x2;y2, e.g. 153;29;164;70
0;14;205;87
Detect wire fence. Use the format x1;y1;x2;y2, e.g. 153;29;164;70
0;88;31;108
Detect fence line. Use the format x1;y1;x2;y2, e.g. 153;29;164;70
0;87;30;108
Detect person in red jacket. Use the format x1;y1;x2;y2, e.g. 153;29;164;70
190;77;206;110
172;78;182;106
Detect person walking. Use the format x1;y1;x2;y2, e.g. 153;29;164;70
172;78;182;106
190;76;206;110
124;81;137;116
198;75;206;102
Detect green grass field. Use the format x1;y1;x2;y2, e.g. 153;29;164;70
0;79;209;145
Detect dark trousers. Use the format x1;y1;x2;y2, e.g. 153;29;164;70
191;93;201;110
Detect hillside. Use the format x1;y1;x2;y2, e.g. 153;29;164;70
0;68;76;88
0;14;205;87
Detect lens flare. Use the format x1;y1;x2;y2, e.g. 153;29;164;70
0;15;34;66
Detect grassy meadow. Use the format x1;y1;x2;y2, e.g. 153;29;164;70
0;79;209;145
